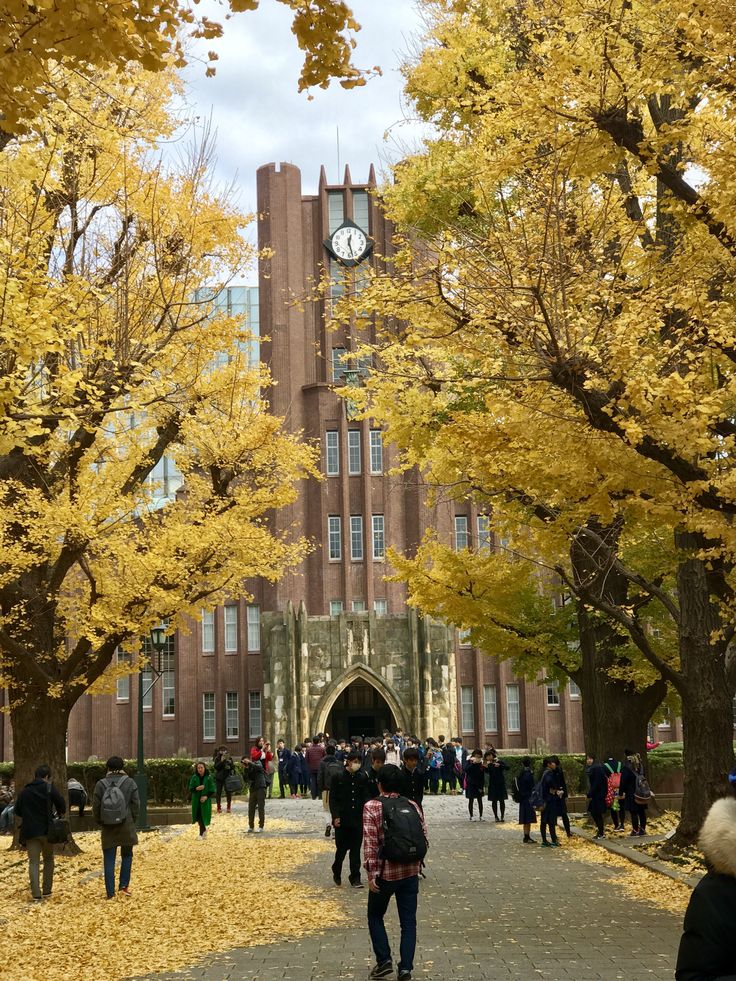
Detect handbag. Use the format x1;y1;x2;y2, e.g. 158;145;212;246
224;773;243;795
511;777;521;804
46;785;70;845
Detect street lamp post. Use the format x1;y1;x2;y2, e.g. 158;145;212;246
135;623;167;831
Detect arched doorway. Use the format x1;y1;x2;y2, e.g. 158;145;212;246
326;680;396;741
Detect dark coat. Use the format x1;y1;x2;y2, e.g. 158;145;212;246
305;743;326;774
92;772;139;849
245;761;267;792
553;766;569;814
541;767;562;816
676;797;736;981
400;764;424;808
586;762;608;816
213;752;235;784
299;753;310;784
487;757;509;801
516;767;537;825
317;754;342;794
285;752;302;786
329;768;369;827
15;779;66;843
464;760;485;797
277;747;292;772
619;761;642;811
364;766;380;799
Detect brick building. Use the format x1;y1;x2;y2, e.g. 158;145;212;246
0;163;683;765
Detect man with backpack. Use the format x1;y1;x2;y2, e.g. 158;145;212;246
318;742;343;838
14;764;67;902
92;756;139;900
329;750;369;887
363;763;429;981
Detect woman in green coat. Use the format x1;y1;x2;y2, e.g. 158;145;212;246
189;762;216;839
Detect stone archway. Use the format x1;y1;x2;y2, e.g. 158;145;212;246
312;663;410;738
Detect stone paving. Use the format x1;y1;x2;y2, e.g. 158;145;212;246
136;794;683;981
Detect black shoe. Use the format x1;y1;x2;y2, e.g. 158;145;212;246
333;871;342;886
593;833;605;840
325;824;331;838
398;972;413;981
349;878;364;889
368;963;393;980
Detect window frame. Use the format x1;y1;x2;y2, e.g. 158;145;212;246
369;429;383;474
201;609;215;654
225;691;240;740
329;600;344;616
371;514;385;561
460;685;475;733
546;681;561;707
115;648;132;702
161;649;175;718
246;605;261;653
483;684;498;732
506;684;521;733
347;429;361;475
224;604;238;654
202;692;216;742
455;515;469;551
325;430;340;476
350;514;364;561
248;691;262;739
328;515;342;561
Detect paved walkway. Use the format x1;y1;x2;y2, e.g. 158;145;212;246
137;795;682;981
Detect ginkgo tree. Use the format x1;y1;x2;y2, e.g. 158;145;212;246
0;0;368;141
0;66;316;798
341;0;736;843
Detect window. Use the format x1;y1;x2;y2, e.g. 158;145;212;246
658;708;671;729
224;605;238;653
249;691;262;739
374;598;388;615
506;684;521;732
161;650;175;717
328;515;342;560
352;600;366;612
369;430;383;474
246;605;260;653
350;515;364;561
141;665;153;710
330;600;344;616
483;685;497;732
329;260;346;302
569;680;581;699
201;609;215;654
203;693;216;741
546;681;560;707
352;189;369;232
115;648;132;701
372;514;385;560
460;686;475;732
348;430;361;474
226;692;239;740
326;430;339;475
476;515;491;553
455;515;469;550
328;190;345;233
331;346;347;382
458;628;472;646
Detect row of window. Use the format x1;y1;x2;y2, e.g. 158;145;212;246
460;684;520;734
325;429;382;476
328;514;385;561
454;515;494;552
201;605;260;654
202;691;262;741
329;599;389;616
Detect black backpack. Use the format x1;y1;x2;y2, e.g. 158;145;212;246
379;796;427;863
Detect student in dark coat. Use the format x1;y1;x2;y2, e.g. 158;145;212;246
92;756;139;899
276;739;292;799
399;747;425;811
299;746;310;796
551;755;572;838
586;753;608;838
363;747;386;799
516;756;537;843
620;750;648;836
676;775;736;981
539;757;561;847
212;746;235;813
329;751;369;887
464;750;486;821
14;764;67;901
286;744;303;798
441;740;458;794
485;750;509;822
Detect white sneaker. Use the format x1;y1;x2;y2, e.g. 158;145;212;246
256;827;264;833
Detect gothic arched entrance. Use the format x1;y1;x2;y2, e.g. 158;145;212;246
326;680;396;741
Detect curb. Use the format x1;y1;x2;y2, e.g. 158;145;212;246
571;827;703;889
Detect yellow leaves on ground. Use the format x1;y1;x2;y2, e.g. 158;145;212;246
0;817;339;981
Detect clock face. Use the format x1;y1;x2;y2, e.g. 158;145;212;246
330;223;368;263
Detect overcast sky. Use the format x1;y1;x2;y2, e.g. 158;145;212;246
179;0;428;227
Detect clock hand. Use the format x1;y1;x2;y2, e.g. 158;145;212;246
347;232;354;257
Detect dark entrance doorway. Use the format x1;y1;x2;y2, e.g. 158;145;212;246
326;681;396;742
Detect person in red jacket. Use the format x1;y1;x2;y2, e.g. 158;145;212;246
305;736;326;800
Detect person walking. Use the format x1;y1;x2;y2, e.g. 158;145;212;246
400;747;425;812
516;756;537;843
550;755;572;838
620;750;648;837
464;750;486;821
212;746;235;814
329;750;369;887
485;749;509;822
92;756;139;899
676;770;736;981
305;736;326;800
318;742;343;838
14;764;67;902
243;754;268;832
363;764;429;980
585;752;608;839
539;757;561;847
188;762;215;839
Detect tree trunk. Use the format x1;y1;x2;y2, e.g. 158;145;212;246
8;689;80;854
670;546;735;847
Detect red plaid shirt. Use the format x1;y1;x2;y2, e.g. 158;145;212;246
363;793;429;883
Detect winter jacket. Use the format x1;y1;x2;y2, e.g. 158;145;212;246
305;744;326;774
15;779;66;843
487;757;509;800
329;768;369;827
464;761;485;797
92;772;139;849
246;760;268;792
676;796;736;981
400;764;425;809
285;752;302;786
586;762;608;816
189;770;216;826
213;752;235;783
317;754;343;795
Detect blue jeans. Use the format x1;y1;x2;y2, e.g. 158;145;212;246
367;875;419;972
102;844;133;898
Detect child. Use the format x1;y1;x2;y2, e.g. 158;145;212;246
464;750;486;821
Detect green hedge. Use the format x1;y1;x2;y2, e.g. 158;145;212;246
0;758;252;806
498;754;587;794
